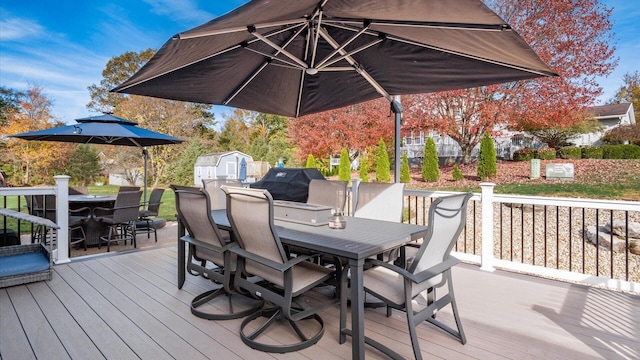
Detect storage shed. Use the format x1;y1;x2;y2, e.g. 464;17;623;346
194;151;253;185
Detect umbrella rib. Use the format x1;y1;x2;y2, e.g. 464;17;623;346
225;24;308;105
317;27;391;101
314;22;372;69
251;31;308;69
317;38;384;70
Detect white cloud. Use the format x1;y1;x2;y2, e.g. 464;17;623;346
141;0;214;25
0;17;44;41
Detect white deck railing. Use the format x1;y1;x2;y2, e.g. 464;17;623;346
0;175;71;264
403;183;640;293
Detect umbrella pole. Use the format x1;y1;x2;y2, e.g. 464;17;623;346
391;98;404;183
143;147;148;210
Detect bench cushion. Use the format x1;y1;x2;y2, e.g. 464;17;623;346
0;252;50;277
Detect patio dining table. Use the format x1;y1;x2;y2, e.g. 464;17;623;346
68;194;117;246
177;209;428;360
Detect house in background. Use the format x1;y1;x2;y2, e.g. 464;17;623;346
402;102;636;164
573;102;636;146
194;151;253;185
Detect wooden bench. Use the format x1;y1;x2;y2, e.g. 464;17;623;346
0;208;58;288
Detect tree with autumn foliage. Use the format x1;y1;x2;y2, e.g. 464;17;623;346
2;86;74;185
288;98;393;162
610;71;640;121
404;0;616;163
87;49;217;187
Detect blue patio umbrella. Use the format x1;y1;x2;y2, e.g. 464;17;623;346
11;114;184;206
239;158;247;181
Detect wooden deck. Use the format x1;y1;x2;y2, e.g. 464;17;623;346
1;244;638;360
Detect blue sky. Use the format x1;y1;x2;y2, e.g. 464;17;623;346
1;0;638;125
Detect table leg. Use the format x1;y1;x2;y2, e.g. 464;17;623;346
178;216;185;289
350;258;365;360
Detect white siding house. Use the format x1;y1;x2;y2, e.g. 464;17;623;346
573;103;636;146
194;151;253;186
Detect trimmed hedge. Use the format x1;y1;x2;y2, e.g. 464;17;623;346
623;144;640;159
581;146;603;159
559;146;582;159
513;148;536;161
602;145;625;159
537;148;556;160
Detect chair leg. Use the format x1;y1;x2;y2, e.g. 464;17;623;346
405;300;424;360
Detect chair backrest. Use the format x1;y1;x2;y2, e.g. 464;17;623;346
222;186;288;286
307;179;348;213
353;182;405;222
33;194;57;222
411;193;472;277
119;186;140;192
203;179;243;210
171;185;227;265
146;188;165;214
112;191;142;223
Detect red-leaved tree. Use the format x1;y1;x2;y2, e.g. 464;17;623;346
288;98;394;161
403;0;617;163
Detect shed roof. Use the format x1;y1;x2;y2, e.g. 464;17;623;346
194;151;252;166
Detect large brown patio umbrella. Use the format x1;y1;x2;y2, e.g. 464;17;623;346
112;0;556;180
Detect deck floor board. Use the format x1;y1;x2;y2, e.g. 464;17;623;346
1;245;638;360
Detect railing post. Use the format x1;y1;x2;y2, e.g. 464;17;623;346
479;182;496;271
54;175;70;264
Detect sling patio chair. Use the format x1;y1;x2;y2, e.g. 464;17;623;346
222;186;341;353
30;194;91;255
171;184;263;320
136;188;165;242
356;192;472;360
94;190;142;252
202;178;243;210
306;179;348;214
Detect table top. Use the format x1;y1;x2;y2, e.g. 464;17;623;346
211;209;427;260
68;195;117;203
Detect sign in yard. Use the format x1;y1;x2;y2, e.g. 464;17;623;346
546;163;574;180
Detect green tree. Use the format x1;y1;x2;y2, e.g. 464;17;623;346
400;152;411;183
527;116;603;149
375;139;390;183
167;139;208;185
0;87;23;126
610;71;640;121
65;145;101;185
87;49;156;113
358;154;369;182
452;163;464;181
338;148;351;182
305;154;316;168
421;137;440;182
477;132;497;179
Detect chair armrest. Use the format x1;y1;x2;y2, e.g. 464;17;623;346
179;235;237;254
365;257;459;284
230;247;321;272
92;206;114;218
69;206;92;220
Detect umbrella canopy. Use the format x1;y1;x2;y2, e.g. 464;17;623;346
112;0;556;181
12;114;183;147
11;114;184;205
112;0;555;117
